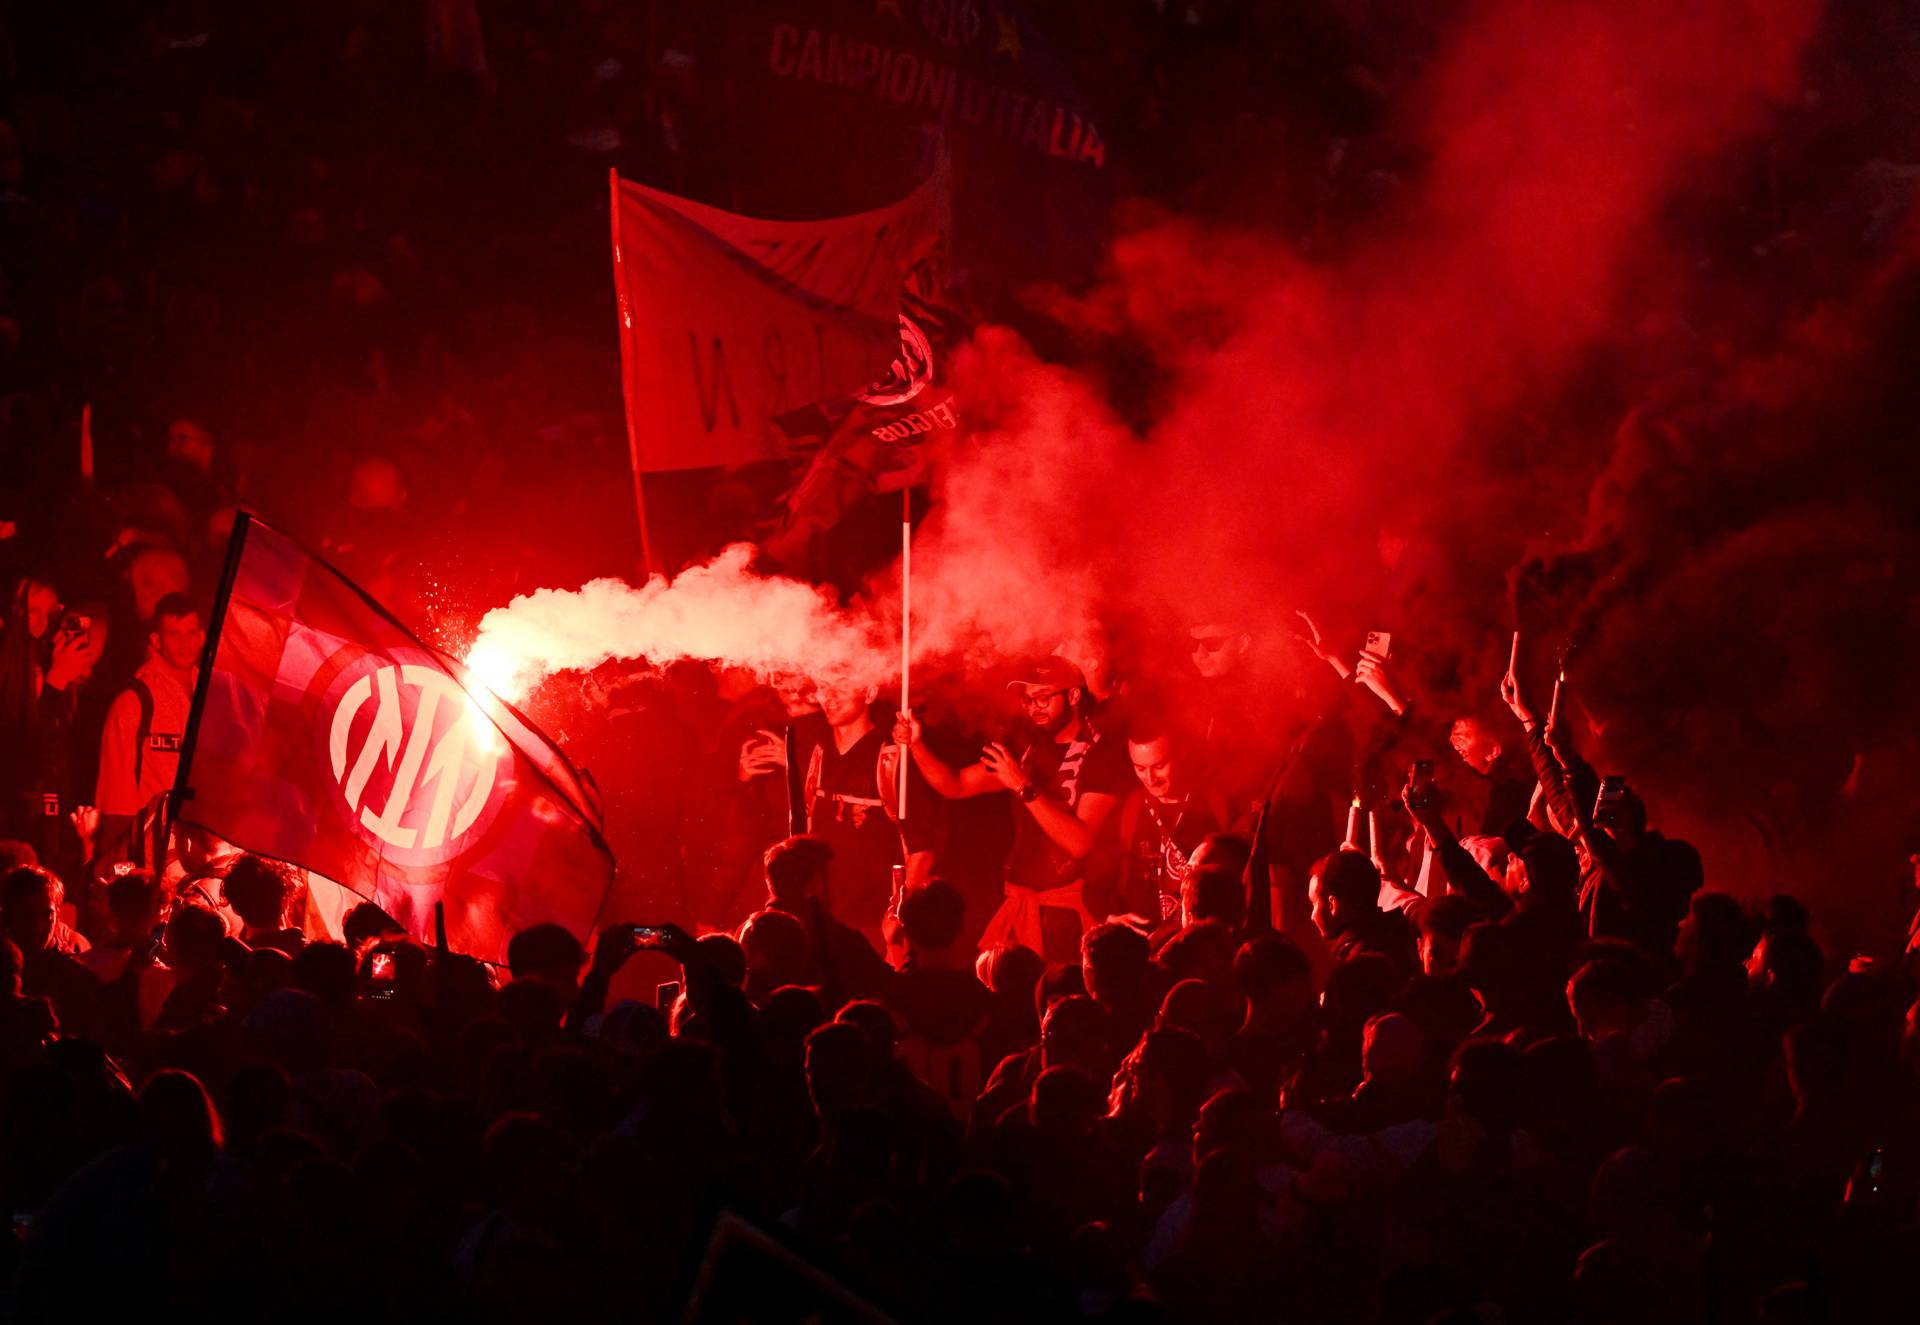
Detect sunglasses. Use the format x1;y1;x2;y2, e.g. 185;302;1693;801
1020;689;1067;708
1191;636;1233;654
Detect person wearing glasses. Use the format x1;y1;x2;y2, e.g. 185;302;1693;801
894;656;1133;962
1180;620;1279;820
1188;622;1251;688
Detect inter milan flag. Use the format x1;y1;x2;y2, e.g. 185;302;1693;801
173;515;614;964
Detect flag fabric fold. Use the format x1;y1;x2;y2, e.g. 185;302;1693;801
611;167;948;473
762;275;967;570
174;515;614;964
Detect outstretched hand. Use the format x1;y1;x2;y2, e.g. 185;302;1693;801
1499;668;1536;726
589;922;642;977
1291;610;1353;679
68;804;99;852
980;742;1031;795
1355;652;1409;716
737;730;786;781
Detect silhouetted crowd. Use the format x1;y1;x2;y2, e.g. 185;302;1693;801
8;4;1920;1323
8;528;1920;1323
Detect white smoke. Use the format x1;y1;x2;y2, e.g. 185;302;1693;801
465;543;891;702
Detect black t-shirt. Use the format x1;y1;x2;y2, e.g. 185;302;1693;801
805;725;934;944
1004;725;1133;890
1117;788;1225;923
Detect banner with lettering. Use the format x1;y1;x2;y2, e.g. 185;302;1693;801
752;0;1112;285
613;167;948;472
173;515;614;964
763;276;967;570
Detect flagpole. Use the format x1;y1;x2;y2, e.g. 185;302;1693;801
898;487;911;822
170;509;253;833
608;166;659;579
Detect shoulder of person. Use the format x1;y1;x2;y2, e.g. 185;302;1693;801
982;1047;1031;1094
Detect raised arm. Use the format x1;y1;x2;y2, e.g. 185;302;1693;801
894;710;1000;798
1401;779;1513;918
1502;668;1581;835
1353;651;1413;719
1292;610;1354;682
978;738;1118;860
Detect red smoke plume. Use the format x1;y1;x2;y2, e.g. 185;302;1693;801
472;0;1920;929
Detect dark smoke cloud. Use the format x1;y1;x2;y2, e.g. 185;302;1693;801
904;0;1920;931
478;0;1919;942
916;0;1826;664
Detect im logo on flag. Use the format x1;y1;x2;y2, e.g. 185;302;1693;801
173;515;614;964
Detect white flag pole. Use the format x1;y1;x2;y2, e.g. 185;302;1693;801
898;489;911;821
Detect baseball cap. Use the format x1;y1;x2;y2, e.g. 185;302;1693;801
1006;656;1086;692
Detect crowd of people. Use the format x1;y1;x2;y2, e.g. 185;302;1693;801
6;524;1920;1320
6;2;1920;1322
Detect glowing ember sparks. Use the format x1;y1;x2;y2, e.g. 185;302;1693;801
463;642;532;707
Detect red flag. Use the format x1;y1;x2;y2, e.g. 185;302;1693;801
174;515;613;964
762;277;966;571
610;167;948;473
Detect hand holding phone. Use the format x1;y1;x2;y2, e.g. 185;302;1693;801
366;949;397;999
45;616;92;687
624;924;695;962
1405;759;1437;811
1591;776;1629;829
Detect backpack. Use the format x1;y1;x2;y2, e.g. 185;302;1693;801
129;678;154;784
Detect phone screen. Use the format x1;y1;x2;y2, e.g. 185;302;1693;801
1407;759;1436;808
1592;776;1628;826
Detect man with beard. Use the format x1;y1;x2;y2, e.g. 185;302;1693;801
796;678;935;952
897;657;1132;962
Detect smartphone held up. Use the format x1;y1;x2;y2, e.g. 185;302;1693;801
1592;776;1630;829
1406;759;1436;810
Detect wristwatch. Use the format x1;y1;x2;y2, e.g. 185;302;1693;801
1018;783;1041;804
